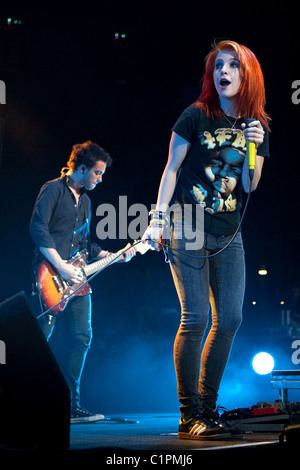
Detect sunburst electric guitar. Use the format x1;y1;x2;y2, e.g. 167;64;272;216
36;240;150;315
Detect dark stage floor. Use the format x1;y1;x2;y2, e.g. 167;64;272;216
65;412;295;462
1;412;297;466
69;413;278;451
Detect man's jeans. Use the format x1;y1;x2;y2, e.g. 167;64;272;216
169;220;245;420
41;294;93;407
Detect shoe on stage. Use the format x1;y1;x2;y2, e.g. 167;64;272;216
71;405;104;424
178;412;231;440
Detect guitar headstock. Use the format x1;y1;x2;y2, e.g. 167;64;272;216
133;239;151;255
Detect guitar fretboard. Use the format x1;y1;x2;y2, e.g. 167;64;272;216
83;252;120;277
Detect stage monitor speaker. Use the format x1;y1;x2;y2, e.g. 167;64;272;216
0;291;70;449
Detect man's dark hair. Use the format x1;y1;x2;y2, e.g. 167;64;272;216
67;140;112;170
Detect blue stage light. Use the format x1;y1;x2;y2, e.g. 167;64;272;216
252;352;275;375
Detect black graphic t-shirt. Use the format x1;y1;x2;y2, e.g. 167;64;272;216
171;104;270;236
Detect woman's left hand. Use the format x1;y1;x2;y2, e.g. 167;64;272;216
242;120;265;148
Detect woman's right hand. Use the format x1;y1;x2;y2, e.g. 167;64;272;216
142;225;165;252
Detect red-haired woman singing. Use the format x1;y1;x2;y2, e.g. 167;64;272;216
142;40;270;440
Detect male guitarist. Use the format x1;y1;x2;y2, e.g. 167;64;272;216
30;140;136;423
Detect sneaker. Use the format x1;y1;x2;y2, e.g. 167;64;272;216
71;406;105;424
178;412;231;440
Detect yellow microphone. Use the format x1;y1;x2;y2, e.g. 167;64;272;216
246;118;256;172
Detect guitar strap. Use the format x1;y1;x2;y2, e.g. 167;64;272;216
31;248;41;294
30;251;44;316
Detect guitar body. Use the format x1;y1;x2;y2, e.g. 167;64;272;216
37;251;92;314
36;240;150;316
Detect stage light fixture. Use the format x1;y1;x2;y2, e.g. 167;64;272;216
114;32;126;39
6;18;22;25
252;352;275;375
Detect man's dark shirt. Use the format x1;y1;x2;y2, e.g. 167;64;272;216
30;173;101;260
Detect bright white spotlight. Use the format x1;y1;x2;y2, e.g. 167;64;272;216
252;352;275;375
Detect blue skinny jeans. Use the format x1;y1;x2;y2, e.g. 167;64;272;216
169;222;245;420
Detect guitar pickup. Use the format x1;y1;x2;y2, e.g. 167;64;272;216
53;276;63;292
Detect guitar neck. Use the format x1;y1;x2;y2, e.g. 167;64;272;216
82;240;150;278
83;252;120;277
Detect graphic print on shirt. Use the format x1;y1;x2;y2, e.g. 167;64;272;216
190;127;246;214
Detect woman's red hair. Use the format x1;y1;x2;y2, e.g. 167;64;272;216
195;40;271;131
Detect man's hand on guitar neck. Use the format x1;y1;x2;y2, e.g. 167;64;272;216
117;243;136;263
96;243;136;263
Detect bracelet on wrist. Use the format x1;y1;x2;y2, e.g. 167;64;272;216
149;209;169;222
149;219;168;228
